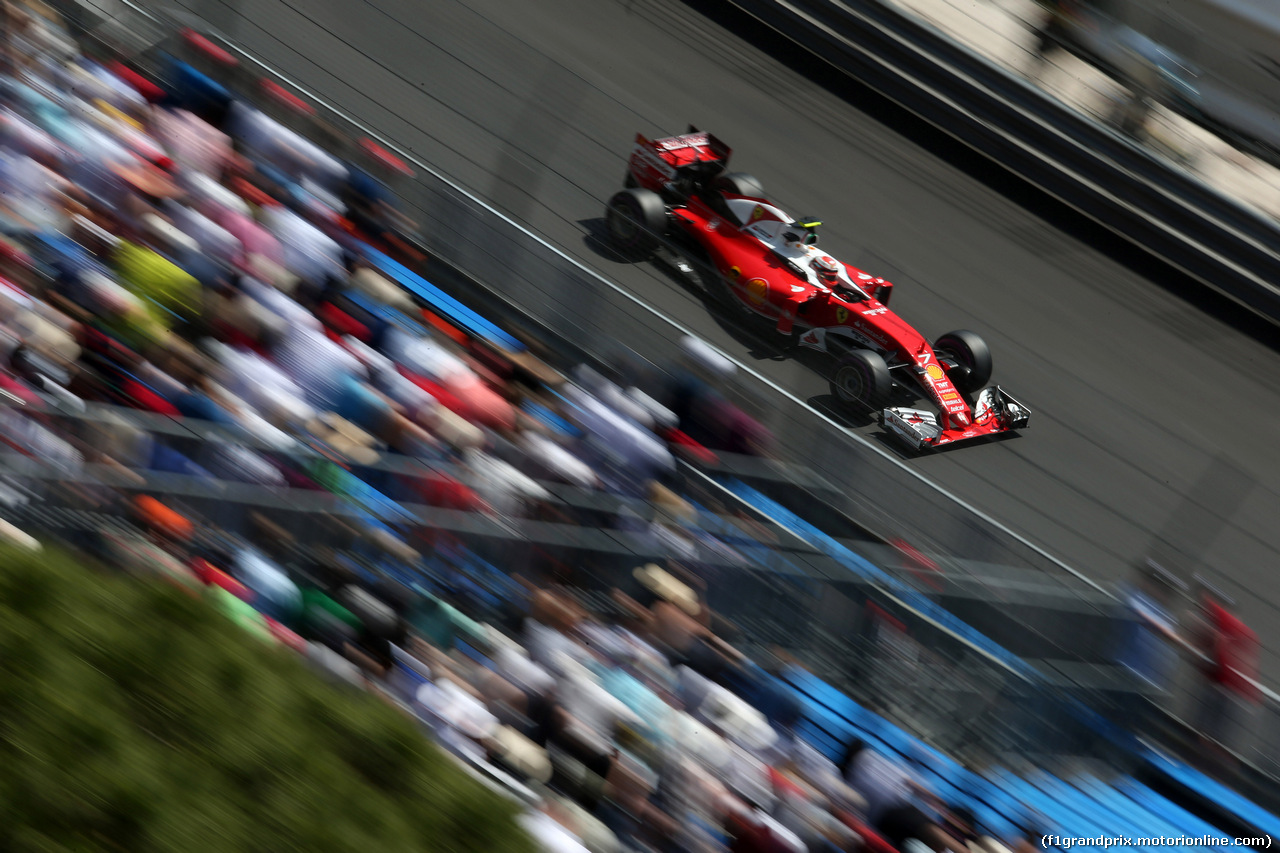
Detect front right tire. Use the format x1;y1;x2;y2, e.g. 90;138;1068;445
934;330;993;392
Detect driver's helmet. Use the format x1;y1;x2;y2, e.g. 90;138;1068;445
811;254;841;286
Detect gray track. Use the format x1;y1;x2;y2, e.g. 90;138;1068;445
166;0;1280;677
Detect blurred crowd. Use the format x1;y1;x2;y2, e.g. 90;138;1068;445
0;4;1036;853
396;566;1052;853
0;0;773;511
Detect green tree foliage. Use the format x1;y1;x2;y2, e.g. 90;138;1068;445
0;544;535;853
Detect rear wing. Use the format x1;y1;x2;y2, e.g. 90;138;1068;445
635;127;731;171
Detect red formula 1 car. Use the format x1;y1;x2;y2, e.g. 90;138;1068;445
604;129;1029;451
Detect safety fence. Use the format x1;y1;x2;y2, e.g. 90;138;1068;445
27;0;1280;790
0;396;1113;771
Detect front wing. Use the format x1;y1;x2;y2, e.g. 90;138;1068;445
882;386;1030;450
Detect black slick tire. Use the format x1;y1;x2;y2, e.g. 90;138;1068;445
830;349;892;409
605;188;666;257
934;330;993;392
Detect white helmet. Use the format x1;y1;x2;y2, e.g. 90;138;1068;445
811;255;841;285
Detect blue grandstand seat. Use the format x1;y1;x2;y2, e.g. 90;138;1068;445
456;639;494;672
972;805;1021;844
972;775;1042;839
519;400;581;439
781;675;1026;838
716;479;1039;681
785;667;865;719
774;653;1209;851
995;771;1109;842
1075;775;1231;852
1111;778;1233;851
166;59;234;116
1027;771;1167;847
795;719;844;761
149;443;214;480
388;644;433;703
781;666;971;785
356;244;525;353
1142;748;1280;839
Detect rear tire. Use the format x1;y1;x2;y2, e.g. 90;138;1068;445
830;349;892;409
714;172;765;199
605;188;666;257
934;330;993;392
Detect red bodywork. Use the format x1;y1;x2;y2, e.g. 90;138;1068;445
626;132;1023;448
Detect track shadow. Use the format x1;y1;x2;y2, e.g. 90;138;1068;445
580;216;646;265
806;393;877;430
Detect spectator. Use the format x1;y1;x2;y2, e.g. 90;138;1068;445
876;803;969;853
1110;559;1188;744
1190;577;1260;772
839;738;926;828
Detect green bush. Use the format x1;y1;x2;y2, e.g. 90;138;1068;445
0;544;535;853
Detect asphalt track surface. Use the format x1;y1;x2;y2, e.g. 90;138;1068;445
159;0;1280;678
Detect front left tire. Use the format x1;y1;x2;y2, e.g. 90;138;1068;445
830;348;892;410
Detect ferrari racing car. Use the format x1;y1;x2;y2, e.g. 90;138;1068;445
604;129;1030;450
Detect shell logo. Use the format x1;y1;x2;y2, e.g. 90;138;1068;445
745;278;769;305
925;363;945;381
834;306;849;323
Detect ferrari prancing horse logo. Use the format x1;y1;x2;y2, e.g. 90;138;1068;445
835;306;848;323
751;205;765;222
